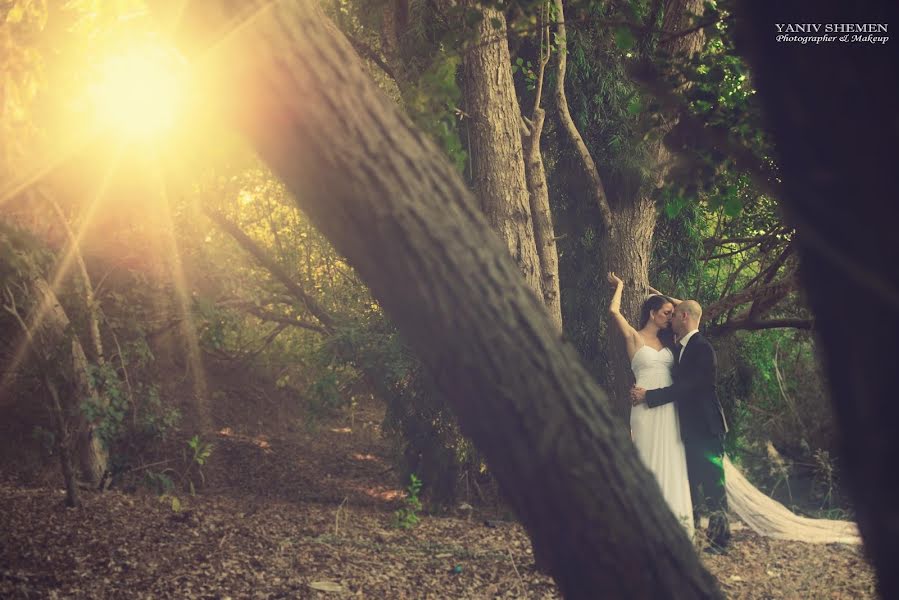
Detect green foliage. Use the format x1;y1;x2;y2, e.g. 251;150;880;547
82;362;128;447
176;434;213;496
511;57;538;91
403;53;467;173
0;222;54;279
315;315;485;505
188;435;213;467
135;385;180;440
614;27;635;51
0;0;48;174
144;435;212;506
158;493;182;513
144;469;174;495
394;473;423;529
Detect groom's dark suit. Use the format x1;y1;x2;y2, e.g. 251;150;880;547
645;331;730;546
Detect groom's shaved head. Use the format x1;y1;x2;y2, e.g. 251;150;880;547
677;300;703;322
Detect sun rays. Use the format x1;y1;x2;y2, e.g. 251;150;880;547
1;1;279;419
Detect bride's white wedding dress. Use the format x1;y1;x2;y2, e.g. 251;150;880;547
630;345;694;535
631;343;862;545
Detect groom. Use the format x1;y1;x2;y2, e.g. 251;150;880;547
630;300;731;551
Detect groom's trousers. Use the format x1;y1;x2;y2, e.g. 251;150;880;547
684;433;730;545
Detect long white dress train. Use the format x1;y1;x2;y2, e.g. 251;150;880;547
723;456;862;544
631;344;862;545
630;345;694;535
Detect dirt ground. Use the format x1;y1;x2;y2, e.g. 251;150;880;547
0;397;878;599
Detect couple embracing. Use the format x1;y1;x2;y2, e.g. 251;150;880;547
608;273;731;552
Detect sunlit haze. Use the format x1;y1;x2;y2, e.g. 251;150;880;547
88;42;187;142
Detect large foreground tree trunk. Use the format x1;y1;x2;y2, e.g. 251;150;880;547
176;1;722;596
736;0;899;595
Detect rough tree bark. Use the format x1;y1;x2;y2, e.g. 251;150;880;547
735;0;899;595
174;1;723;596
460;3;545;304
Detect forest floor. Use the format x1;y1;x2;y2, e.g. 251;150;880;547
0;396;878;599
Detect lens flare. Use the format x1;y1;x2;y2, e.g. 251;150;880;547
89;43;187;141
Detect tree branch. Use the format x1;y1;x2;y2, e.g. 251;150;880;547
237;303;328;334
345;33;399;83
552;0;614;231
710;317;813;334
626;58;782;200
704;275;798;322
659;14;734;44
703;229;783;248
204;207;336;333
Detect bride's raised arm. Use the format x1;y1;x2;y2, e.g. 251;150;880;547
607;272;641;359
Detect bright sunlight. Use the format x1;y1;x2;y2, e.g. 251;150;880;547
89;42;187;141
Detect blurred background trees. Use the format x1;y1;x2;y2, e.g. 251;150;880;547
0;0;844;519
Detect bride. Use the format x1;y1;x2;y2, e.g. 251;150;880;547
606;272;694;536
608;272;861;546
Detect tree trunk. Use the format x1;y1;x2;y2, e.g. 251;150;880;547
173;1;723;596
45;191;105;366
461;4;545;302
46;376;80;507
597;0;705;417
600;198;659;418
649;0;706;188
524;108;563;333
735;0;899;595
31;277;108;486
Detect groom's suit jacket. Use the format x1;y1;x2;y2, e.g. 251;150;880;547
645;332;727;441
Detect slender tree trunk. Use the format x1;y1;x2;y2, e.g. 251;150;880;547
522;5;563;333
552;0;614;232
46;376;80;507
460;3;544;302
30;277;108;486
45;191;105;366
523;108;562;333
5;286;84;504
173;2;723;596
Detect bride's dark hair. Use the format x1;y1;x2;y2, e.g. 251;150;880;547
639;294;676;347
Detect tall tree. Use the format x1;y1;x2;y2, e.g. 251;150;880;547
460;3;542;297
458;2;563;331
553;0;709;417
172;1;723;595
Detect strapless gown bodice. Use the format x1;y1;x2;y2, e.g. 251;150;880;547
631;345;675;390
